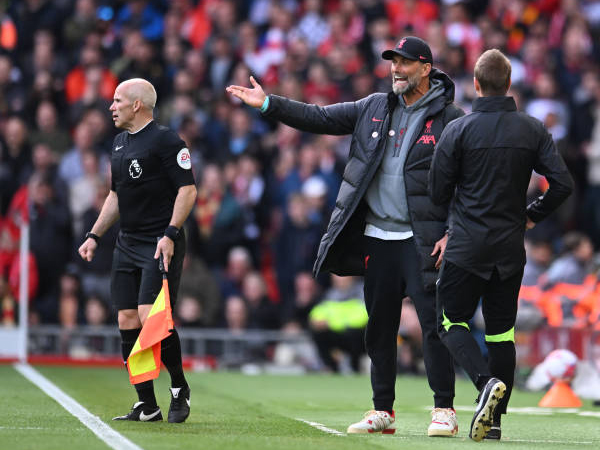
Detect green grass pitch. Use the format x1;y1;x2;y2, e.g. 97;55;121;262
2;364;600;449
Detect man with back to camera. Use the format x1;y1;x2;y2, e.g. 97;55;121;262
227;36;465;436
429;49;573;441
78;78;197;423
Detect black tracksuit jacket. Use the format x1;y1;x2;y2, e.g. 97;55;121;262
429;96;573;280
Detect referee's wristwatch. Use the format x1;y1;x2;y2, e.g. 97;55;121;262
85;231;100;243
164;225;180;242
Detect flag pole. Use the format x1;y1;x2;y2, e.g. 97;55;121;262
18;221;29;363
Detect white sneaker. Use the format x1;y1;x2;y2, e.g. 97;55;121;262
428;408;458;437
347;410;395;434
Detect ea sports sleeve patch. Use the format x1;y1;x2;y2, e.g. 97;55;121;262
159;129;196;188
177;148;192;170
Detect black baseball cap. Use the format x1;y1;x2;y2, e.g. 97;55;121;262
382;36;433;65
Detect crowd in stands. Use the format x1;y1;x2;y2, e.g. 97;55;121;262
1;0;600;369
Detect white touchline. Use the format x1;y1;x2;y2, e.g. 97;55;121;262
14;363;144;450
295;419;345;436
509;439;593;445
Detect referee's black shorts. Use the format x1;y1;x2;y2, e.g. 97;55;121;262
110;230;186;311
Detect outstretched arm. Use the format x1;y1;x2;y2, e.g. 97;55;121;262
227;76;360;135
226;76;266;108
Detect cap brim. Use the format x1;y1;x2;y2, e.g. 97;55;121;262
381;49;419;61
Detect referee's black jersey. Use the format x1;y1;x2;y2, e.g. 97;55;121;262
110;121;195;236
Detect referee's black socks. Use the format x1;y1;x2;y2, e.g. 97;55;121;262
161;329;188;389
120;328;158;408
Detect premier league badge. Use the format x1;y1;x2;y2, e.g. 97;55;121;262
129;159;142;179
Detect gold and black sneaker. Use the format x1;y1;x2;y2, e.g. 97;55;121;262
469;378;506;442
485;422;501;440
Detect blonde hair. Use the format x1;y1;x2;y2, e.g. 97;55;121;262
474;49;511;96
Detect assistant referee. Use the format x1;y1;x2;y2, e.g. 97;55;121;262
78;78;197;423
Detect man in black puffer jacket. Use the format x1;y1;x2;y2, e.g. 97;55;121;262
227;36;464;437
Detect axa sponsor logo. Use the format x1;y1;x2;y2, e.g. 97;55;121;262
416;134;436;145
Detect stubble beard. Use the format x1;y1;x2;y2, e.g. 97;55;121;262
392;73;420;95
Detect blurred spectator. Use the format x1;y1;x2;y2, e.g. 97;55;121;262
216;246;254;305
278;142;320;207
545;232;595;286
226;107;262;159
525;72;569;147
579;70;600;246
58;121;104;185
282;271;321;332
207;34;236;92
224;294;247;333
22;29;68;87
290;0;330;50
84;294;110;326
115;34;165;95
385;0;439;37
58;265;82;329
69;152;103;238
0;54;26;116
537;232;597;328
442;1;482;70
523;238;554;286
0;116;32;213
64;44;117;105
309;274;367;373
554;21;593;97
301;175;329;227
275;193;322;306
29;100;70;156
304;60;340;104
0;275;16;326
80;106;114;155
10;0;63;55
189;163;245;267
114;0;164;42
30;142;68;205
175;253;221;327
241;271;280;330
27;172;72;324
63;0;98;53
0;7;17;53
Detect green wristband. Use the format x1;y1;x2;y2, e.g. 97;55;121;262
260;96;270;113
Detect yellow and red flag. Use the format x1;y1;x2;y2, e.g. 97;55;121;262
127;278;174;384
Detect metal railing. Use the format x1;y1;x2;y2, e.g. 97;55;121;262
27;325;313;367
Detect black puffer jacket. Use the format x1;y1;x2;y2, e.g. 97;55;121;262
264;68;464;292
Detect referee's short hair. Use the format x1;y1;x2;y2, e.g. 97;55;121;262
474;49;511;96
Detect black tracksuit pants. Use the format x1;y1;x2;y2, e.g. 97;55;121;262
364;236;455;412
437;260;523;417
